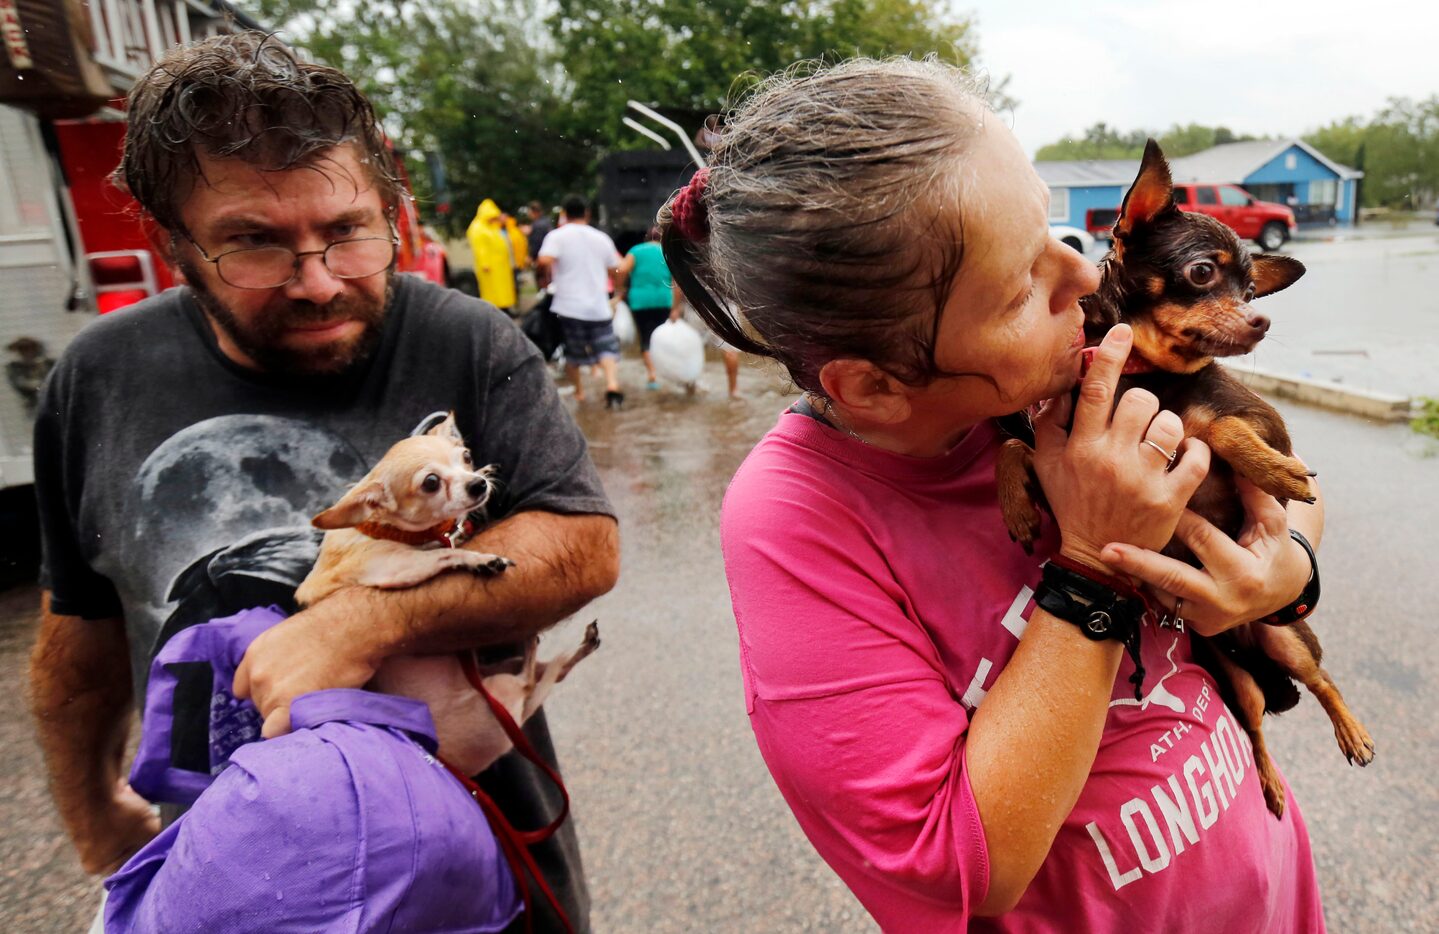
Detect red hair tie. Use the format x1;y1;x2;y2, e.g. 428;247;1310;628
670;168;711;242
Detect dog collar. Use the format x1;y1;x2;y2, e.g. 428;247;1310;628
1081;346;1162;377
1122;354;1160;375
354;518;470;548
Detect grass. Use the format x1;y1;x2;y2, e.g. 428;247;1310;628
1411;396;1439;439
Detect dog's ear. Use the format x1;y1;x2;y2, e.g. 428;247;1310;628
1114;139;1176;240
312;479;393;530
425;411;464;445
1251;254;1305;298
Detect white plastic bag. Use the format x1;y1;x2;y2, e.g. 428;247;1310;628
611;299;637;347
649;319;705;385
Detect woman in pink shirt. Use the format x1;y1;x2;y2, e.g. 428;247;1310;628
657;59;1327;931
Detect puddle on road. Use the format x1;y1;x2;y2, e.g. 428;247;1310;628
569;361;795;539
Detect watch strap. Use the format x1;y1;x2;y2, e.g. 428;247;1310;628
1261;529;1319;626
1037;556;1150;700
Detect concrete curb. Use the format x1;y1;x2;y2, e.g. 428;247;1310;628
1219;363;1413;422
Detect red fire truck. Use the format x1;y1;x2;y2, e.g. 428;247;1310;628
0;0;447;580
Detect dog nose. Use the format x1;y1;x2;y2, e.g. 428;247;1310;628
466;478;488;499
1246;313;1271;334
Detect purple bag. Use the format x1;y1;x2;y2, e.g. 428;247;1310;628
129;606;286;805
109;614;523;933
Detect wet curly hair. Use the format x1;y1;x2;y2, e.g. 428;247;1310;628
115;31;401;233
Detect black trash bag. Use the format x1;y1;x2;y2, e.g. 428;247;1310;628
519;292;563;361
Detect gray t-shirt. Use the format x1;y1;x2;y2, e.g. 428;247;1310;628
35;272;609;931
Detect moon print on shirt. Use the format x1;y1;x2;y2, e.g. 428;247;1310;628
110;414;369;667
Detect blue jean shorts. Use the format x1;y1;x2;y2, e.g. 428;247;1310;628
558;316;621;366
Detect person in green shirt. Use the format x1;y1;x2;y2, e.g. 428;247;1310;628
617;227;680;390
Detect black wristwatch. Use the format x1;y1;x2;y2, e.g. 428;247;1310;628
1260;530;1320;626
1034;556;1150;700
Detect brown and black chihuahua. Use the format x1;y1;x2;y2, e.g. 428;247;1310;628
997;140;1373;818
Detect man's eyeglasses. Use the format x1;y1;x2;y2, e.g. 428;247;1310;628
184;233;399;290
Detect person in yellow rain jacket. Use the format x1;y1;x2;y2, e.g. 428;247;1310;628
466;199;516;312
502;213;529;302
503;214;529;272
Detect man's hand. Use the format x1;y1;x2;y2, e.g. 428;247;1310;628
77;781;161;875
232;594;382;737
233;512;618;737
29;603;159;876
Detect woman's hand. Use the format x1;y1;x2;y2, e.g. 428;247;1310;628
1098;477;1315;635
1031;324;1211;574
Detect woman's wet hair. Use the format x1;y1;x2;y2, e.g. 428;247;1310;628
116;32;401;234
658;58;987;393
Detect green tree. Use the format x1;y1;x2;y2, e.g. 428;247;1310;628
256;0;588;232
548;0;996;154
1035;122;1257;161
1306;96;1439;209
1034;122;1146;160
254;0;1000;229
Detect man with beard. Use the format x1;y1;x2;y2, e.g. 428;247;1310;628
27;32;617;932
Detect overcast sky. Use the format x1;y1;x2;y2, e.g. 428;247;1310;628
965;0;1439;157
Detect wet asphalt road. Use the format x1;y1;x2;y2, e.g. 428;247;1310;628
2;354;1436;932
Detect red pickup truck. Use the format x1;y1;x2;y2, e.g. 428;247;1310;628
1087;183;1297;251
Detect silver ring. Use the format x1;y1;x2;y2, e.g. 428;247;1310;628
1142;439;1178;468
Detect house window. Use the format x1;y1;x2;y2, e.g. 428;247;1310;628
1309;178;1338;205
1048;187;1068;222
1285;153;1297;170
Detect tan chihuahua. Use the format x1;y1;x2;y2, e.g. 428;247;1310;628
295;413;600;775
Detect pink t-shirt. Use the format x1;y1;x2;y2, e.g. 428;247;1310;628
722;411;1324;932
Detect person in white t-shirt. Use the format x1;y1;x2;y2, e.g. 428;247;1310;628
537;196;625;407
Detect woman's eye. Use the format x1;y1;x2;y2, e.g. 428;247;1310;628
421;474;442;494
1184;262;1217;287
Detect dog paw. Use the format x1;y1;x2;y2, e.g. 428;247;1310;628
1250;750;1287;818
1000;498;1042;554
1263;781;1286;819
470;555;516;576
1262;456;1317;504
1260;768;1287;819
1337;719;1375;767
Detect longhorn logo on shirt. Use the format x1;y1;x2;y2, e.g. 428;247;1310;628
1108;627;1186;714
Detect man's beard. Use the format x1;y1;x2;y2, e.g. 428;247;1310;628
182;263;392;376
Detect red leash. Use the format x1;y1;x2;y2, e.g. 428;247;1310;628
437;650;574;934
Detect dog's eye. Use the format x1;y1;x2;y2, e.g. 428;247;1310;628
462;450;473;466
1183;261;1218;288
1244;283;1257;301
421;474;442;494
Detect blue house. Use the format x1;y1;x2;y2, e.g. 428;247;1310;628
1038;139;1363;230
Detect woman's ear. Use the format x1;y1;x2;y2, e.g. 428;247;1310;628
818;358;913;426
